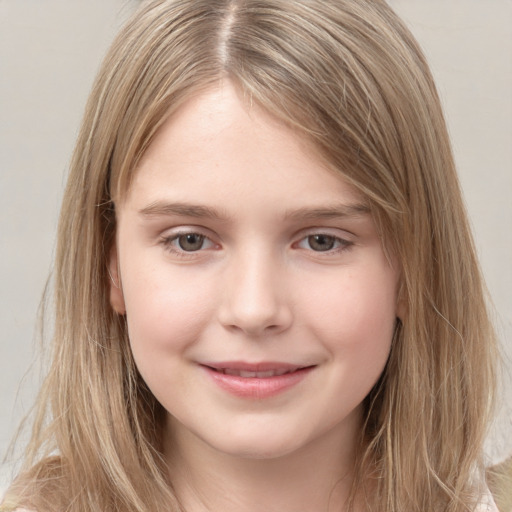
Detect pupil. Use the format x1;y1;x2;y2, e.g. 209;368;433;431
309;234;335;251
178;233;204;251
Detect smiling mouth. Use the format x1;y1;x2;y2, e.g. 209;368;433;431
200;362;316;400
201;362;315;398
208;367;299;378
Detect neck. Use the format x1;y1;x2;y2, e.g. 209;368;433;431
164;416;364;512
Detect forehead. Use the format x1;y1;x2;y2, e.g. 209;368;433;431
123;80;366;215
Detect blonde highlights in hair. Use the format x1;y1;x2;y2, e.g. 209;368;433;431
3;1;497;511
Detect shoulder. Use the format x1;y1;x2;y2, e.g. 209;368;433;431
487;456;512;512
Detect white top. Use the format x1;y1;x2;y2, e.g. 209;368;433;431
475;489;499;511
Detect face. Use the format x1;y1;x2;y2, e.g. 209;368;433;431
110;81;400;461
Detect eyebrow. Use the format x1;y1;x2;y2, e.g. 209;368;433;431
138;201;229;221
138;200;370;221
283;203;370;221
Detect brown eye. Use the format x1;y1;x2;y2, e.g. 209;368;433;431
162;231;216;256
307;234;336;251
177;233;205;251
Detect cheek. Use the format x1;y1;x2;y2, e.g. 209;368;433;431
300;265;398;359
320;271;397;414
120;262;217;373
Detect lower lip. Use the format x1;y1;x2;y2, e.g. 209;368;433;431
202;366;314;399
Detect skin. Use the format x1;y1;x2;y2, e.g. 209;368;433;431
110;80;400;511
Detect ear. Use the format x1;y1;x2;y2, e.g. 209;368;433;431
108;245;126;315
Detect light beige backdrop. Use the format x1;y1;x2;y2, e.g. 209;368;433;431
1;0;511;494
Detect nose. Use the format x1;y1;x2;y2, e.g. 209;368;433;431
217;248;293;337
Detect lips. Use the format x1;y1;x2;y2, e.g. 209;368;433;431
201;362;314;399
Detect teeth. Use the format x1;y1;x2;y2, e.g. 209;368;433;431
240;370;259;378
219;368;293;378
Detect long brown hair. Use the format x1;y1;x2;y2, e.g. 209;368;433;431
2;1;497;510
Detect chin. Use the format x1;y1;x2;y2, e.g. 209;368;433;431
203;428;312;461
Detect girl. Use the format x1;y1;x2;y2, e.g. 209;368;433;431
1;0;500;510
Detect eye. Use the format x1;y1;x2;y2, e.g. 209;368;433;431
296;233;352;252
162;231;216;253
176;233;207;251
305;234;336;252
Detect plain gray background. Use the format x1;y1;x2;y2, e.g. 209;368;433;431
1;0;511;494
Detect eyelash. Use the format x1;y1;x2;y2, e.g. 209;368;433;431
159;230;354;258
294;233;354;254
